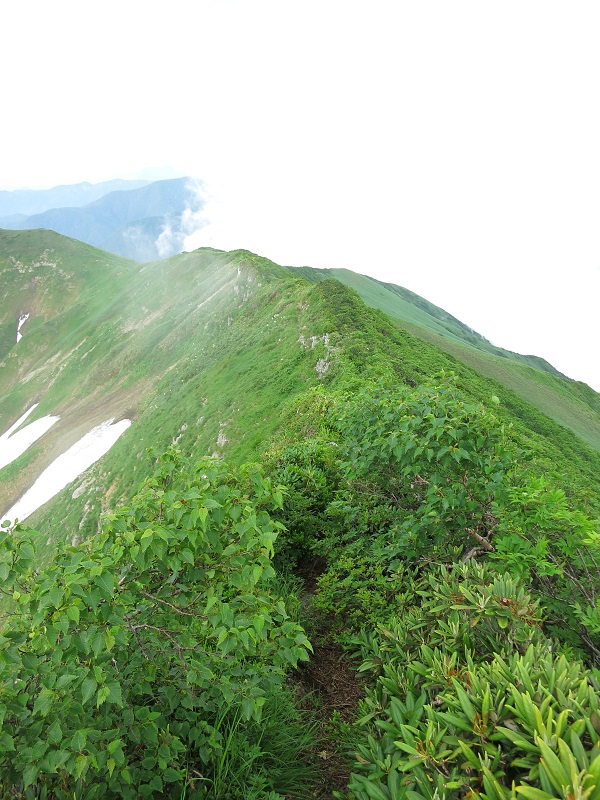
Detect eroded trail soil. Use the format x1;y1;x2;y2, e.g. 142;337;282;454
291;557;367;799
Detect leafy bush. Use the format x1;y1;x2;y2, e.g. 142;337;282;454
493;474;600;662
313;557;424;630
325;376;516;563
0;449;312;798
265;437;342;569
345;564;600;799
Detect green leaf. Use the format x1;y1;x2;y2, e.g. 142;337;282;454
48;719;62;746
23;762;38;788
73;753;88;780
106;681;123;707
71;730;87;751
515;787;556;800
96;572;114;598
91;631;105;656
457;739;479;769
253;614;265;636
47;749;70;772
97;685;110;707
361;779;391;800
33;689;54;717
181;548;194;564
107;738;123;755
453;682;476;721
537;739;570;792
81;677;97;705
203;498;222;509
588;749;600;782
19;542;35;560
387;768;401;796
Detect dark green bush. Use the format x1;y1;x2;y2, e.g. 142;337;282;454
0;449;313;798
346;563;600;799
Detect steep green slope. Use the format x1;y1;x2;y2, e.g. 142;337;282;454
290;266;498;350
313;280;600;498
289;265;600;452
0;239;334;541
2;235;599;547
35;270;600;540
0;228;137;397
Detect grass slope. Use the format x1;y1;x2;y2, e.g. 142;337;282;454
2;234;599;547
0;240;334;543
289;265;600;452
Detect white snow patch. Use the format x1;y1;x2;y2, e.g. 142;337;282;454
16;313;29;343
0;405;60;470
1;405;39;440
1;418;131;525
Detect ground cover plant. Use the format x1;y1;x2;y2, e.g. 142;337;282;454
347;564;600;800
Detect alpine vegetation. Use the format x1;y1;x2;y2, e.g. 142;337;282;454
0;228;599;798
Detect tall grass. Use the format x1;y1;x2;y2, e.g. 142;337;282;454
195;689;318;800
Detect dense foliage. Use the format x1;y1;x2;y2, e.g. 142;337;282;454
0;450;312;798
348;564;600;800
327;378;514;562
1;375;599;798
266;377;600;798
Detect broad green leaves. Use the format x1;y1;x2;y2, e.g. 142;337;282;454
330;376;516;562
0;448;310;797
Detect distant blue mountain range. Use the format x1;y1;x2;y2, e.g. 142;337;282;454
0;177;204;261
0;179;150;216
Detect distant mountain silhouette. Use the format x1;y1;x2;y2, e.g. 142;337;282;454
0;179;150;217
0;177;204;261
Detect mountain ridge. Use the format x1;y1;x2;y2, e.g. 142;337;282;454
1;230;599;540
0;178;151;216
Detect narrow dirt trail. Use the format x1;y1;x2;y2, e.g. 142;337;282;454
291;557;366;799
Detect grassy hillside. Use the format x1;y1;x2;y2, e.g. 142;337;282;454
0;238;334;541
2;233;599;542
2;232;600;799
289;265;600;451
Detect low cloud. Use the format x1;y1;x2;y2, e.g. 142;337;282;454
155;178;210;259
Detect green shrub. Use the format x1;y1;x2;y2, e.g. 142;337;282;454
0;448;312;798
493;474;600;662
265;437;342;569
327;376;516;563
313;557;424;630
346;564;600;799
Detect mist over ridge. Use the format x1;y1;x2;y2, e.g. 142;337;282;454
0;227;599;539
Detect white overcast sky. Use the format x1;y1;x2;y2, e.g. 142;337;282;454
2;1;599;391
